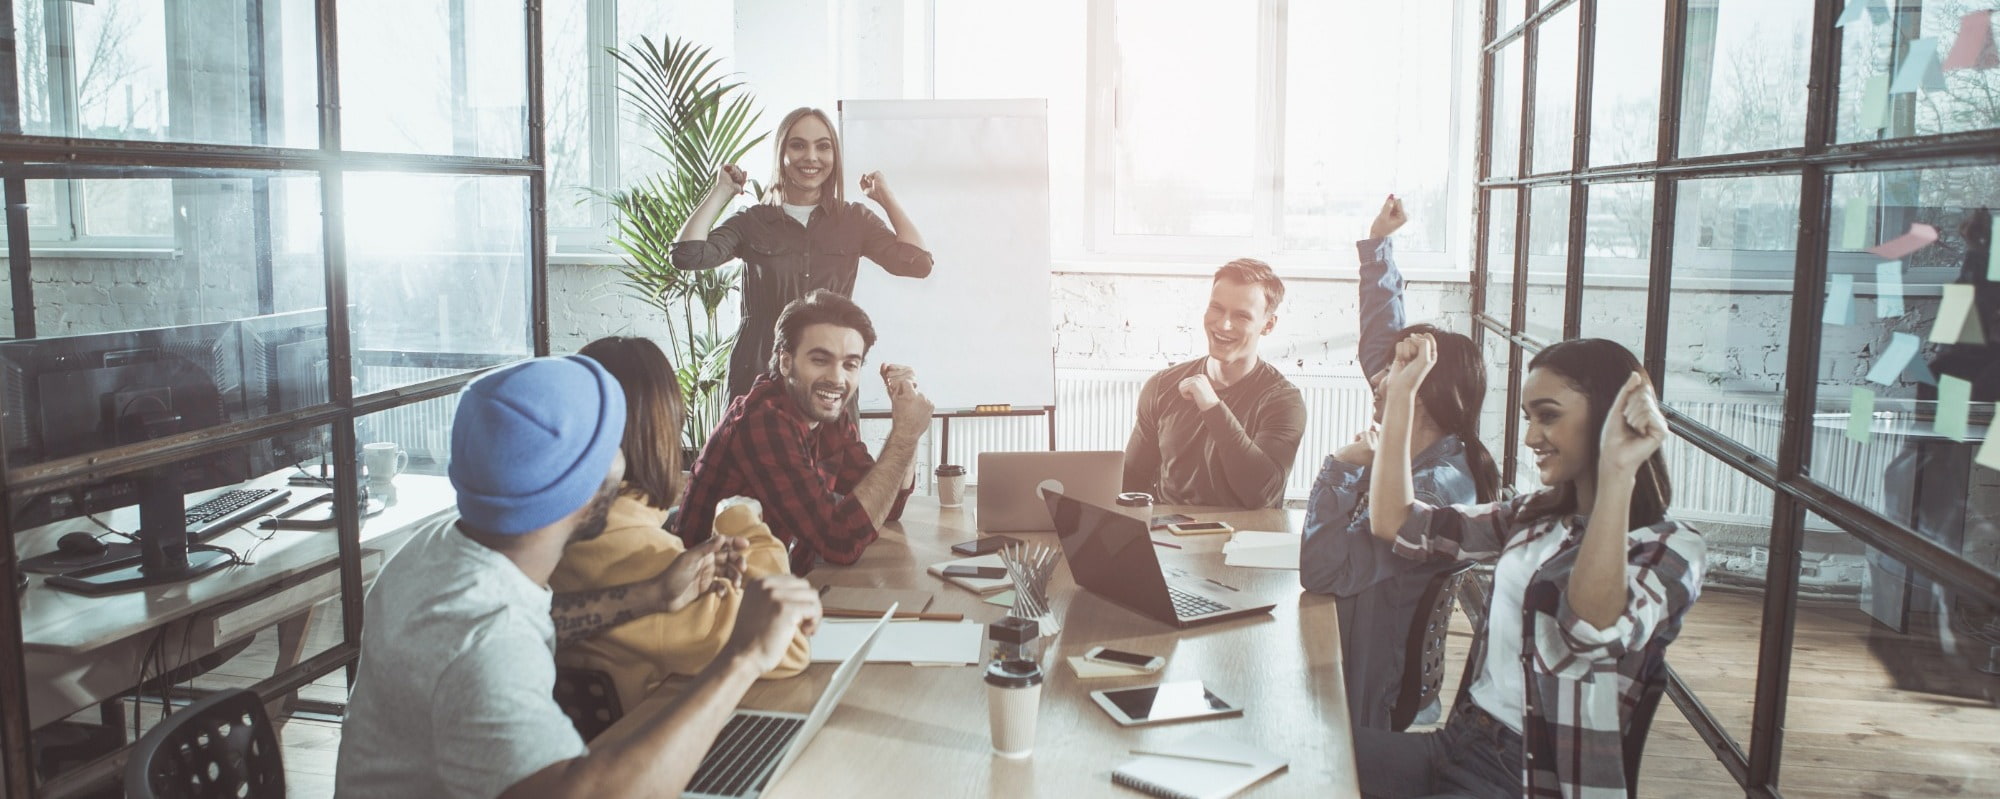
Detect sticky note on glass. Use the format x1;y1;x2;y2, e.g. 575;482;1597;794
1824;274;1857;326
1836;0;1877;27
1942;10;1997;71
1857;74;1891;131
1891;38;1947;94
1868;222;1939;259
1875;261;1905;317
1937;375;1971;442
1978;410;2000;472
1990;217;1999;281
1848;388;1876;443
1931;283;1987;345
1842;201;1871;249
1866;332;1923;385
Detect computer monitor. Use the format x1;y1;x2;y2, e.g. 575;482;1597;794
0;319;256;592
240;308;331;474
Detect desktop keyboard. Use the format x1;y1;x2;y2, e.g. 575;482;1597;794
687;713;804;797
186;488;291;539
1168;586;1228;618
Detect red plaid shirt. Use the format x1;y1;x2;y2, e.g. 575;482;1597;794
675;374;900;574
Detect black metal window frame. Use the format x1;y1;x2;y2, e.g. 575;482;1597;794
0;1;550;795
1475;1;2000;796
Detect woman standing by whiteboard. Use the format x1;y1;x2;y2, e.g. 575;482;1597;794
672;106;935;403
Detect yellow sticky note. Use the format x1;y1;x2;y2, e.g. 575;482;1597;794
1937;375;1971;442
1843;201;1871;249
1977;407;2000;472
1931;284;1987;345
1858;74;1891;132
1848;387;1876;443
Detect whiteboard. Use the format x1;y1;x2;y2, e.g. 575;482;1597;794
841;99;1054;412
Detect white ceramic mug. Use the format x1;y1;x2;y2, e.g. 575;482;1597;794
362;442;407;485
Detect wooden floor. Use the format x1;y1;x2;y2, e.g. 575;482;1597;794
60;589;2000;798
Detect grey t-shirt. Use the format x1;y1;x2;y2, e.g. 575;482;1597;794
334;515;587;799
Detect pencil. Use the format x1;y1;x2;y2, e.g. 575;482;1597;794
1150;538;1183;549
823;609;965;622
1127;749;1255;767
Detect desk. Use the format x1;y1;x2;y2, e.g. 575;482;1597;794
13;471;456;730
617;498;1360;798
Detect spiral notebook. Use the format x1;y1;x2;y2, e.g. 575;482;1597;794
1110;731;1287;799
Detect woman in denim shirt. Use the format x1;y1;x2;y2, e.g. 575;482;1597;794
1300;196;1500;731
673;107;935;402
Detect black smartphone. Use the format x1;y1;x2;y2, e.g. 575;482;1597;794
943;565;1006;579
951;536;1022;556
1149;513;1194;530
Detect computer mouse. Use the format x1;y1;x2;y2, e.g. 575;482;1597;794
57;531;107;558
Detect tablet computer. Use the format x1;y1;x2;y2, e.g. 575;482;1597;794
1089;681;1242;727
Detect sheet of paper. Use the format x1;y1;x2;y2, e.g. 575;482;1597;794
1937;375;1972;442
1848;388;1876;443
1868;222;1940;259
984;589;1016;608
1842;200;1871;249
1824;274;1857;326
1224;531;1298;550
1836;0;1874;27
1931;284;1988;345
1067;655;1153;680
1857;75;1892;132
1875;261;1905;317
1866;332;1924;385
1225;546;1300;570
1890;38;1947;94
1977;409;2000;471
819;586;935;615
1942;10;1997;71
810;619;983;664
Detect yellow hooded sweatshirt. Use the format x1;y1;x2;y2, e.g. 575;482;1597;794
549;492;811;711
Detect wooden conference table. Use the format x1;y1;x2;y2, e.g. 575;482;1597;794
616;497;1362;798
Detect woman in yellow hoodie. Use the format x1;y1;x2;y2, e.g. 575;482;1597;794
551;336;811;712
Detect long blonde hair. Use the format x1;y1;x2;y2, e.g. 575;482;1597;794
764;107;845;213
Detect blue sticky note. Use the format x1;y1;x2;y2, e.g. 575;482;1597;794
1866;332;1924;385
1836;0;1874;27
1843;201;1871;249
1876;261;1905;317
1824;274;1856;326
1891;39;1947;94
1978;408;2000;472
1848;388;1876;443
1937;375;1971;442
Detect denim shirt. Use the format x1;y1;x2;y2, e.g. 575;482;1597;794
1300;435;1479;598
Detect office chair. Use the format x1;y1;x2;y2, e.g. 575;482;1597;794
124;688;283;799
1623;647;1671;796
553;666;623;742
1391;560;1474;731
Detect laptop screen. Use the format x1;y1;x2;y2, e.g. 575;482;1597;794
1042;490;1175;618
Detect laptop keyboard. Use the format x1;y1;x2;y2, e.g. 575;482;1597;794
1168;586;1228;618
687;713;805;797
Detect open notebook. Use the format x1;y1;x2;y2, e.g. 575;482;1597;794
1111;731;1288;799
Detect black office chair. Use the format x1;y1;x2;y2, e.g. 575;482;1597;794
124;688;283;799
553;666;623;742
1391;560;1475;731
1623;648;1671;796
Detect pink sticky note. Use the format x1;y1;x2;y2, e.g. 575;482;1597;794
1867;222;1940;259
1943;10;1998;71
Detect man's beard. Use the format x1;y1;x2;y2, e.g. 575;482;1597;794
567;484;618;544
788;376;848;424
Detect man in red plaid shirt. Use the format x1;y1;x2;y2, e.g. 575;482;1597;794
675;290;932;575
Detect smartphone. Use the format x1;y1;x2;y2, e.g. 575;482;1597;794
1149;513;1194;531
951;536;1022;556
1165;521;1234;536
1090;681;1242;726
1084;646;1164;672
943;565;1006;579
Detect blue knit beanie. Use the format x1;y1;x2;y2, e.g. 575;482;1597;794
449;355;626;535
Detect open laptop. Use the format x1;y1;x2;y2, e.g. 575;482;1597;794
682;607;895;799
1042;489;1274;628
976;450;1124;532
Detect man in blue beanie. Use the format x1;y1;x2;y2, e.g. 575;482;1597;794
336;355;823;799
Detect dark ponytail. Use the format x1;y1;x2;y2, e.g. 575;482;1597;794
1399;325;1501;503
1518;338;1672;530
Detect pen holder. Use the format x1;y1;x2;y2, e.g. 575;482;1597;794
1000;542;1060;642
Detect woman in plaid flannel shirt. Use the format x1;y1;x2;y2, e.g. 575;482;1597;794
1356;336;1706;799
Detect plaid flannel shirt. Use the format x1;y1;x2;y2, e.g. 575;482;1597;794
676;374;898;574
1393;493;1706;798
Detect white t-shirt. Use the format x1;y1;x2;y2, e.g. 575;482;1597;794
334;515;587;799
1467;517;1580;735
782;202;815;227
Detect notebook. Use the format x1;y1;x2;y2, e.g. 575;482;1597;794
925;553;1015;595
819;586;935;615
807;619;984;665
1221;531;1300;571
1111;731;1288;799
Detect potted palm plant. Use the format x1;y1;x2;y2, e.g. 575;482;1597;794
600;36;765;457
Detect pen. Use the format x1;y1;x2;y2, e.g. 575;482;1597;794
1127;749;1255;767
823;609;965;622
1150;538;1183;550
1204;576;1239;592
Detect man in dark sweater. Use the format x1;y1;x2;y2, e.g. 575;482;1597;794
1122;259;1308;508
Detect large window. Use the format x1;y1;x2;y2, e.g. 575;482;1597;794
1087;0;1468;267
1479;0;2000;795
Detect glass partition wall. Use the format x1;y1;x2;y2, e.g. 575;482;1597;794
1479;1;2000;796
0;1;546;795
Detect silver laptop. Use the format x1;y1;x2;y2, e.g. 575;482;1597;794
682;607;894;799
1043;489;1273;628
976;450;1124;532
